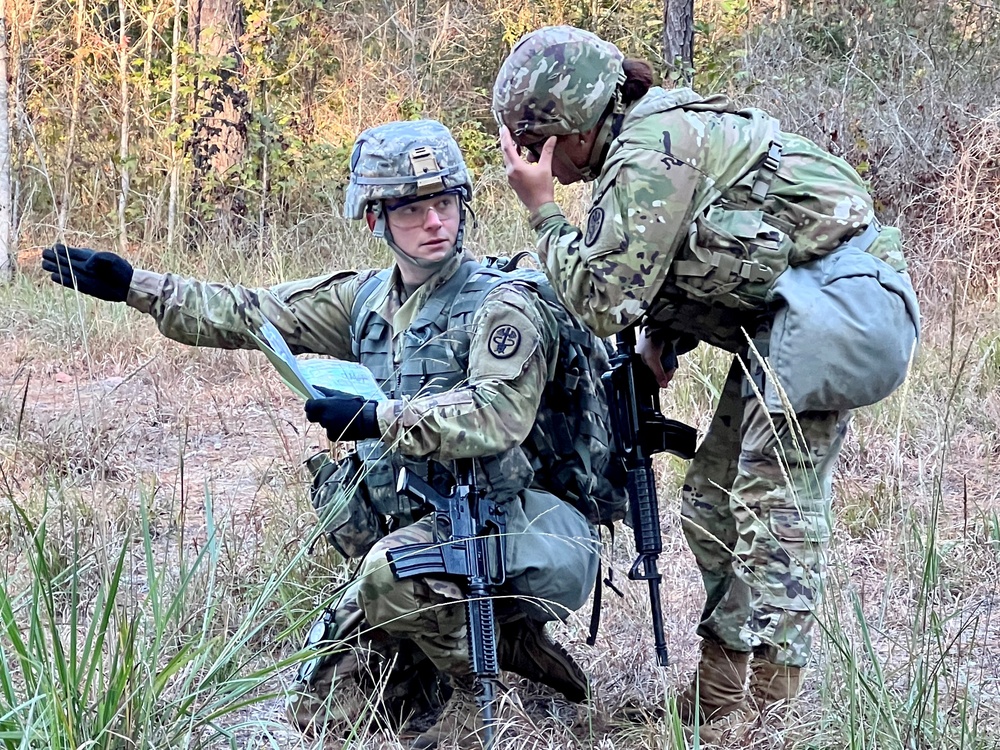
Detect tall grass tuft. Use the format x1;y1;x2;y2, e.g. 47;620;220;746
0;482;330;750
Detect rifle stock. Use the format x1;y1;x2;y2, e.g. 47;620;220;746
386;461;504;747
603;326;697;667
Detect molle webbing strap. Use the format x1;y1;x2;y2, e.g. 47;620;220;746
411;268;466;327
672;247;775;285
449;268;506;318
350;269;393;359
746;120;783;207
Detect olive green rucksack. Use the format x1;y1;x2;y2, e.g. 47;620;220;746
481;254;628;527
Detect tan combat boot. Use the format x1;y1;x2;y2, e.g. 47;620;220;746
678;641;753;743
497;618;590;702
677;640;751;725
750;659;802;714
410;674;485;750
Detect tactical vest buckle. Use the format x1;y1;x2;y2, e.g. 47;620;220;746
739;261;773;283
708;252;773;284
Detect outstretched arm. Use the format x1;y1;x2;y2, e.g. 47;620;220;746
43;242;373;360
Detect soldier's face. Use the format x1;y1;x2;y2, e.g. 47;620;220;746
385;193;461;261
550;132;598;184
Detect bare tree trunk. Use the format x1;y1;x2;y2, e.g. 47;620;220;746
167;0;182;250
255;0;274;257
257;79;267;257
187;0;248;239
0;9;12;282
663;0;694;85
142;6;154;109
58;0;86;234
11;0;39;247
117;0;130;255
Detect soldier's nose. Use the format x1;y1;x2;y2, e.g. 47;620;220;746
424;208;443;229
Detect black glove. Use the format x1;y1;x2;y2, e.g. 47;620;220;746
41;244;134;303
304;386;380;442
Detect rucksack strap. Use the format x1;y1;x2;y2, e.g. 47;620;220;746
587;566;602;647
486;250;538;273
843;218;882;254
745;120;783;208
587;525;624;646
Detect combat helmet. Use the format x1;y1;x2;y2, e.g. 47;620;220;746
344;119;474;266
492;26;625;141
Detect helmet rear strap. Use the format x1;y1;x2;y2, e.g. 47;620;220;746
369;202;388;239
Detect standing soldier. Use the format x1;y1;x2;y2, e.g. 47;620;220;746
493;25;919;740
42;119;602;749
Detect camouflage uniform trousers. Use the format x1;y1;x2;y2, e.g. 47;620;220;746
358;487;600;674
681;356;849;668
287;487;599;733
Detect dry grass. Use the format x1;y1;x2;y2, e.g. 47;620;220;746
4;2;1000;745
4;204;1000;747
917;112;1000;302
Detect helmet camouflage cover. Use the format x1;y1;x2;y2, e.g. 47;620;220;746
344;119;473;220
492;25;625;140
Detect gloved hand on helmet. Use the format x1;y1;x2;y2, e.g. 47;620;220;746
41;244;134;303
305;386;381;442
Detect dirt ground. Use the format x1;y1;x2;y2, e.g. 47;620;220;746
2;304;999;747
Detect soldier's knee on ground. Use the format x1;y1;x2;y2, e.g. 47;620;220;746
285;680;332;738
284;599;369;736
356;535;470;675
497;617;590;702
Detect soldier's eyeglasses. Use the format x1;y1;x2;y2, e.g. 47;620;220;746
385;193;461;229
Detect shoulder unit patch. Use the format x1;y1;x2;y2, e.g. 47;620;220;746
584;207;605;247
488;324;522;359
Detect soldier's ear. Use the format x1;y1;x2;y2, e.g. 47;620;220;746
366;211;376;233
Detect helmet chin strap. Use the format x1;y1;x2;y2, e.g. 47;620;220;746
580;71;628;182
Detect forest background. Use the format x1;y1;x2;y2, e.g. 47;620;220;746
1;0;1000;748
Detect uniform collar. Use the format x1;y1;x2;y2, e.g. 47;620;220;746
368;250;473;326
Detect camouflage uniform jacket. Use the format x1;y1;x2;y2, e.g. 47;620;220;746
126;251;558;510
530;86;884;351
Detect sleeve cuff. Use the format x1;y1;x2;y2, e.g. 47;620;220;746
528;202;565;231
125;269;165;314
375;399;403;435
